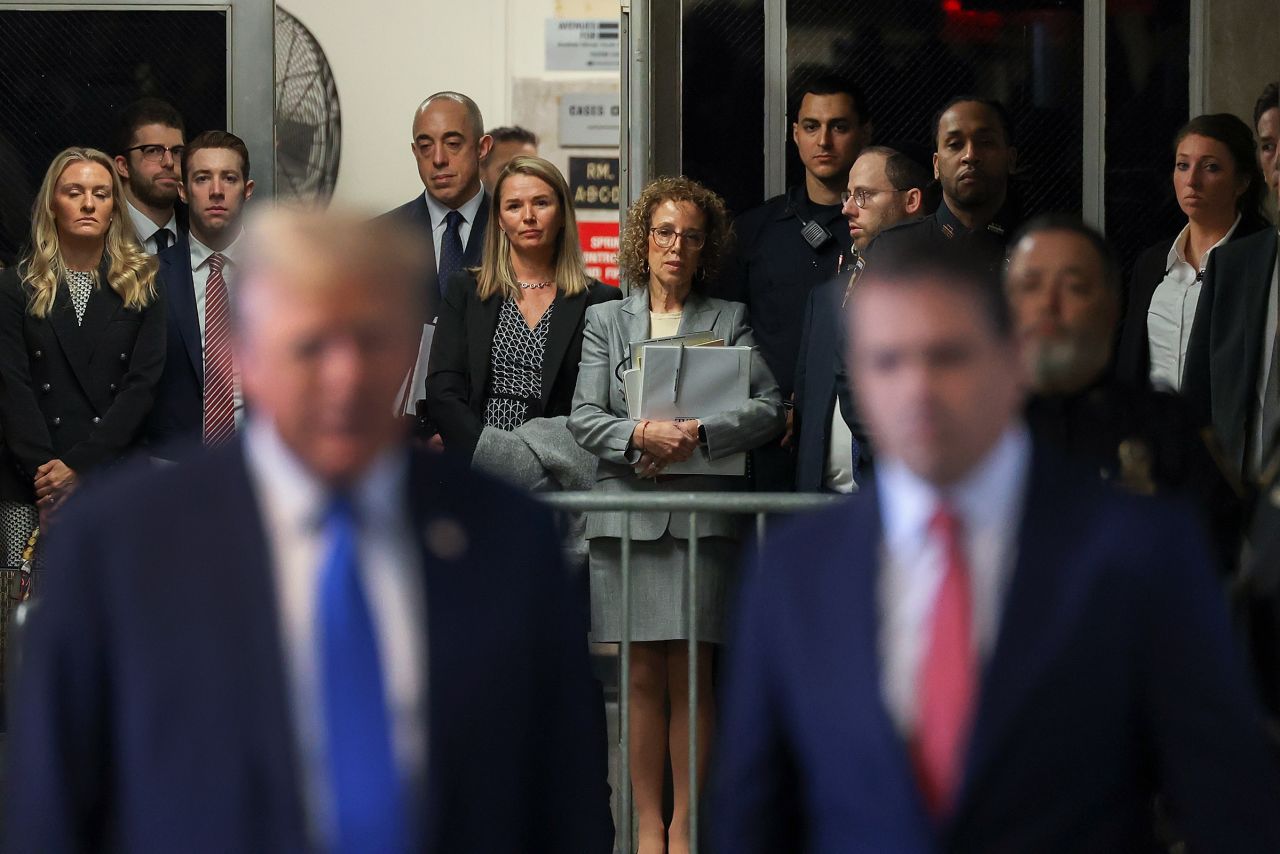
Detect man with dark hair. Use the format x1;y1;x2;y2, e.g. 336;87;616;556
147;131;254;456
1256;81;1279;201
869;96;1019;272
718;73;871;490
794;145;931;492
480;125;539;193
1007;215;1239;566
710;249;1280;852
113;98;187;255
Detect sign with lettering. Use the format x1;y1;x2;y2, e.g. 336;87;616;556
545;18;621;71
578;221;620;287
569;156;621;210
559;93;621;148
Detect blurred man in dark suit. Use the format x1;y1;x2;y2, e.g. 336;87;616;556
710;250;1280;853
5;210;613;854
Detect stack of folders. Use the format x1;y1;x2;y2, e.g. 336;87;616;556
623;333;752;476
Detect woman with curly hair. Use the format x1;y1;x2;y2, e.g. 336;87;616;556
569;176;783;854
0;147;164;535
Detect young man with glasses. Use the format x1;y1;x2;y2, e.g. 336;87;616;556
113;98;187;255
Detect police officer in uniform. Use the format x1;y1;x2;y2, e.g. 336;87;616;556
1005;215;1241;571
717;74;870;490
866;95;1021;271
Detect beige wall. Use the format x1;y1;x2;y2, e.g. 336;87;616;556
1204;0;1277;124
281;0;619;215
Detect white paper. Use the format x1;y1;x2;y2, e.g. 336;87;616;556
395;323;436;416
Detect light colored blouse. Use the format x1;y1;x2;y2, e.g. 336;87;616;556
1147;215;1240;391
649;309;683;339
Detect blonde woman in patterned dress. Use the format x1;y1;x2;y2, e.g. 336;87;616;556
0;148;163;542
426;155;620;460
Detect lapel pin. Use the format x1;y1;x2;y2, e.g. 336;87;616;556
425;517;468;561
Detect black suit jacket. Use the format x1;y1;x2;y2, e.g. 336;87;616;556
1115;219;1268;388
382;191;490;322
425;271;621;461
145;236;204;454
5;440;615;853
1182;227;1280;480
0;262;165;500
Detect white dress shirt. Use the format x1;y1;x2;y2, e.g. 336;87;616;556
189;233;247;425
423;186;485;270
1252;241;1280;473
875;426;1031;736
823;405;856;493
1147;215;1241;391
125;199;179;256
244;419;428;843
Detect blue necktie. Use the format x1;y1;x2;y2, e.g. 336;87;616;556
318;495;410;854
437;209;465;296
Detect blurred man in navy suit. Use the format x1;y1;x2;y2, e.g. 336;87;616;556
5;210;613;854
710;250;1280;853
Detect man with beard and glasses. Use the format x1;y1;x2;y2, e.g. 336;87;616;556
869;96;1019;273
113;98;187;255
1006;215;1240;570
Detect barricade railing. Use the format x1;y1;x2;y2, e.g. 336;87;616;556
540;491;843;854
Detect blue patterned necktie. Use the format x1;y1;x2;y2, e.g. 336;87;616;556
436;209;465;296
318;494;410;854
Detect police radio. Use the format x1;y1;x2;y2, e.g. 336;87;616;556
786;200;835;250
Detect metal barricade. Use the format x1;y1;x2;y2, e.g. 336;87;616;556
541;491;842;854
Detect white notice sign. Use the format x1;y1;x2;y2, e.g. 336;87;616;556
559;93;621;147
545;18;621;71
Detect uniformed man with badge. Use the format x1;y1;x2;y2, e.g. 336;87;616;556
717;74;870;490
1005;215;1241;572
866;95;1021;272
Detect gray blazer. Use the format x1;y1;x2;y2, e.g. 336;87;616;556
568;290;784;541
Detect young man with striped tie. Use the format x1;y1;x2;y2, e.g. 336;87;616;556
146;130;255;458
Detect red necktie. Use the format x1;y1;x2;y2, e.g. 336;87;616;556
203;253;236;445
913;502;977;817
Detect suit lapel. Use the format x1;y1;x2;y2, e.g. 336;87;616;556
956;447;1089;813
829;490;935;826
1216;231;1277;474
48;279;98;407
469;292;502;410
463;193;489;266
409;196;440;312
164;237;204;385
675;291;722;336
541;288;588;401
77;257;120;357
221;444;309;846
620;291;652;360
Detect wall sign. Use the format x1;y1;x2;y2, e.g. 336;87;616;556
559;93;621;148
569;156;621;210
578;221;620;287
545;18;621;71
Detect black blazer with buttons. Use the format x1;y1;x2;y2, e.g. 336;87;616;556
0;261;166;500
425;270;622;462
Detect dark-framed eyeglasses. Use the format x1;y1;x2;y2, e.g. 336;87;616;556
126;144;186;164
649;226;707;250
841;187;908;209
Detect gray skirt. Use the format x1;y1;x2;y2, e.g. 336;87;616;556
589;532;740;644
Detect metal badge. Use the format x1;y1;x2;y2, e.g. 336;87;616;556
1117;439;1156;495
941;223;956;240
840;254;868;308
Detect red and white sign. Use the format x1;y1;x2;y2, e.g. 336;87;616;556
578;221;620;287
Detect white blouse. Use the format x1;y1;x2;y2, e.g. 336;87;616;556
1146;215;1240;391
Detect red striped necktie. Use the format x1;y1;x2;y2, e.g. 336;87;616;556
912;502;977;818
203;252;236;445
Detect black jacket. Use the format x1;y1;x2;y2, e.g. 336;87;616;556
425;270;621;461
380;191;490;323
0;262;165;500
145;235;204;455
1115;217;1269;388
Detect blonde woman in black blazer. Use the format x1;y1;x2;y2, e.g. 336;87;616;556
426;155;620;461
0;147;163;528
